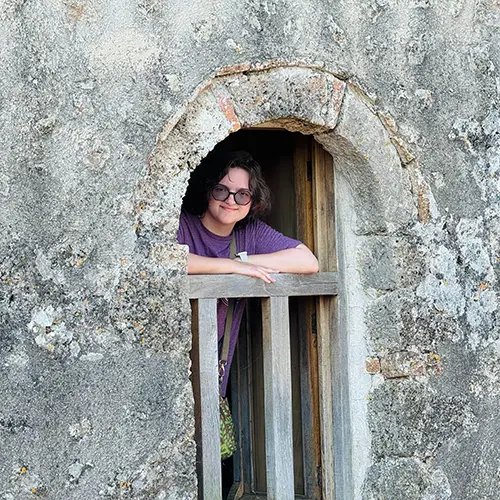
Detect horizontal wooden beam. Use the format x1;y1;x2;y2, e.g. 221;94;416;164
188;272;338;299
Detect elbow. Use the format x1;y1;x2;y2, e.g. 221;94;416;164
297;247;319;273
309;257;319;274
302;254;319;274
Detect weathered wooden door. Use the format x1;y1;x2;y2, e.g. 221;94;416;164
221;130;336;500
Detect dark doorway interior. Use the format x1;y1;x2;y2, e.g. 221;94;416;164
191;128;331;500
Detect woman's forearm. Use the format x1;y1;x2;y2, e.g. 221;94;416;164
187;253;278;283
187;244;319;277
247;245;319;273
187;253;236;274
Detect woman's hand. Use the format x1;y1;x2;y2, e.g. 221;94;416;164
231;259;279;284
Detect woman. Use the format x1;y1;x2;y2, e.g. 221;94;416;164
177;150;318;394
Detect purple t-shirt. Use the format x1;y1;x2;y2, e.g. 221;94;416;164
177;210;302;395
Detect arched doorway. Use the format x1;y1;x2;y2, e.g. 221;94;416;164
136;64;419;499
188;128;335;500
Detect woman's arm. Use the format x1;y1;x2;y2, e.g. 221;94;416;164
187;253;279;283
247;244;319;274
187;243;318;282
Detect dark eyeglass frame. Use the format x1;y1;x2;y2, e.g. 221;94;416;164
210;184;253;206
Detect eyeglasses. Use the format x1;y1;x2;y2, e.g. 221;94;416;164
211;184;252;206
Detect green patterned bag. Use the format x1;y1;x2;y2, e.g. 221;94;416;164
219;393;237;460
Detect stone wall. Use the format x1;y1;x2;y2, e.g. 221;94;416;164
1;0;498;498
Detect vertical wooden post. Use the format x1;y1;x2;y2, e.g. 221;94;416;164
262;296;294;500
294;134;323;499
235;306;257;494
312;141;337;499
193;298;222;500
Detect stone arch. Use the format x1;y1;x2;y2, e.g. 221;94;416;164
137;66;415;240
135;65;418;499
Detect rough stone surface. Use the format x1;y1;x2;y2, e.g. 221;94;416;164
363;458;451;500
316;87;416;235
1;0;499;498
210;67;345;131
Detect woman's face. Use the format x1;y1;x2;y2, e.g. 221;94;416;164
202;167;252;235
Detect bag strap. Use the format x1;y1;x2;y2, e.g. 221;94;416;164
219;234;237;384
220;303;234;364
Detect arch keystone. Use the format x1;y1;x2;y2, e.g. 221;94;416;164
210;67;346;131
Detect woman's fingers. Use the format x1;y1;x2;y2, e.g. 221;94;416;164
234;262;277;283
256;268;276;284
245;266;275;283
260;266;280;274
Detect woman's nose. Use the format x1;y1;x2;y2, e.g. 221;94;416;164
226;193;237;205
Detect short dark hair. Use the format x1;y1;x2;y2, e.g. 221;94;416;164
182;150;272;223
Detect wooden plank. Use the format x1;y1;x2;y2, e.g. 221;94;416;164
296;297;322;500
295;135;323;500
312;141;337;498
312;141;337;272
250;299;267;493
314;296;336;498
263;131;302;495
239;496;307;500
289;298;305;495
262;297;295;500
188;272;338;299
230;345;242;489
233;308;254;498
194;298;222;500
293;134;314;252
191;301;203;499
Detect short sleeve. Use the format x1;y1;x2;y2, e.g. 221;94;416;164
176;213;186;244
251;220;302;255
